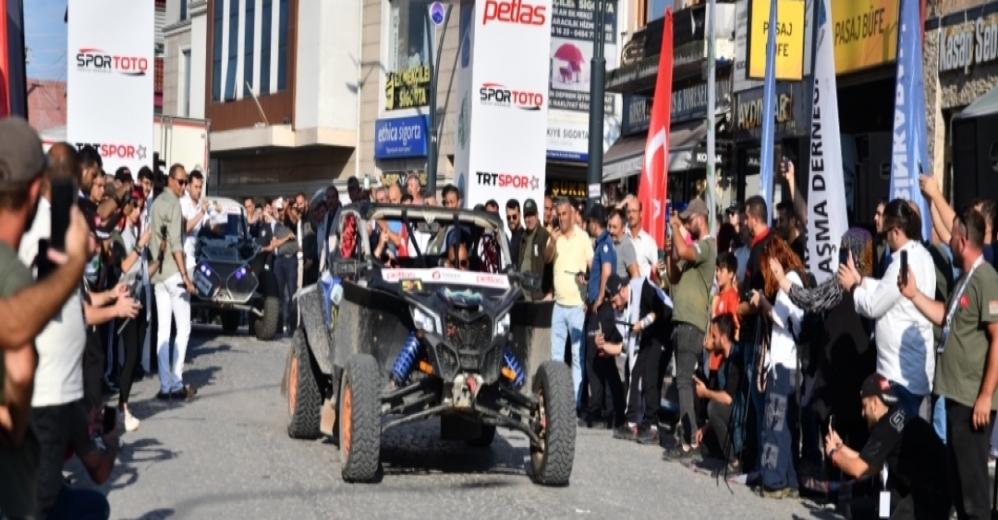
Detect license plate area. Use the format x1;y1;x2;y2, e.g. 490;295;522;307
193;264;220;298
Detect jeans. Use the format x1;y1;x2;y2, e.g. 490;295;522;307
274;255;299;333
889;381;927;420
43;485;110;520
707;399;734;460
118;311;145;406
760;363;799;492
934;395;947;444
625;335;663;427
155;271;191;394
672;323;703;445
551;303;584;405
946;401;995;520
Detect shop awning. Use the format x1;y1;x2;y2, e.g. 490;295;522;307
602;118;712;182
957;84;998;120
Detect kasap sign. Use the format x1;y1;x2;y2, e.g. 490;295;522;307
67;0;154;176
374;115;429;159
456;0;552;210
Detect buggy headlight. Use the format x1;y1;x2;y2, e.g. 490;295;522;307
495;313;511;337
411;307;441;335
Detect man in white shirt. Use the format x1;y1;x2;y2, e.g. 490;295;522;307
624;199;658;279
179;171;217;270
839;199;936;419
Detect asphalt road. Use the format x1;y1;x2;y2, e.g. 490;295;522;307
72;326;838;519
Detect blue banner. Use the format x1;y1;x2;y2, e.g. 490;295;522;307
374;115;430;159
889;0;932;240
758;0;777;210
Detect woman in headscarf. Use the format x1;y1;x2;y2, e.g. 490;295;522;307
768;227;878;479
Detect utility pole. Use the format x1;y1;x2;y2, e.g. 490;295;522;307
585;0;607;211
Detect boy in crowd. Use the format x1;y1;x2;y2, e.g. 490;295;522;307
708;252;740;376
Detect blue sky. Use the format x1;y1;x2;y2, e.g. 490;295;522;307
24;0;68;81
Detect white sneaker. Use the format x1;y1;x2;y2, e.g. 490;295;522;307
124;410;141;432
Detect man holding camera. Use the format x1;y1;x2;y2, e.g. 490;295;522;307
150;164;197;400
693;314;744;470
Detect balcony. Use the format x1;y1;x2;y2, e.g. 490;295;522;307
607;2;736;94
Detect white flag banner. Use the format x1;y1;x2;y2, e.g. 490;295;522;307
806;0;849;284
67;0;154;175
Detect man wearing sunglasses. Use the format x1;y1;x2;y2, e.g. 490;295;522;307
506;199;524;267
149;164;198;400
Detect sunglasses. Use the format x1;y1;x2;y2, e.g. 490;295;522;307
172;177;188;186
506;214;519;221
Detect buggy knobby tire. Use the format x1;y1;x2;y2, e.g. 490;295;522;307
254;270;280;341
530;361;575;486
220;310;241;334
286;330;322;439
465;423;496;448
338;354;381;482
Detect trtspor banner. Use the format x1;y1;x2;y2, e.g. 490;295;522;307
806;0;849;284
455;0;551;212
67;0;154;175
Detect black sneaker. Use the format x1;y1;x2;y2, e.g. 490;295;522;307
613;423;638;441
662;445;695;461
636;425;660;445
577;413;598;428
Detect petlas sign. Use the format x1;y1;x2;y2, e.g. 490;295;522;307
374;115;429;159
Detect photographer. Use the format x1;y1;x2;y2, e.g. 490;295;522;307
108;186;152;431
693;314;744;472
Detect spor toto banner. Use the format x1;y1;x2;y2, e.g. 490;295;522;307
67;0;154;176
455;0;552;211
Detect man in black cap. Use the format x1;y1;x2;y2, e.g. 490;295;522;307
505;199;524;265
580;273;626;429
825;373;950;519
518;198;549;301
346;176;363;203
609;270;672;444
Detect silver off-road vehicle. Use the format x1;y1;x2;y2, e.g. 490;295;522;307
190;197;281;340
282;204;575;485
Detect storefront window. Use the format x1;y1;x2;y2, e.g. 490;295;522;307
386;1;432;111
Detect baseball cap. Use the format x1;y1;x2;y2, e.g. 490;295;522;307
725;202;744;215
604;273;626;298
0;116;46;187
585;203;606;223
523;198;539;216
680;199;709;220
347;176;361;189
860;373;899;405
114;166;133;183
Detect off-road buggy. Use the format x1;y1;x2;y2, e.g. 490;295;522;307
189;197;281;340
282;204;575;485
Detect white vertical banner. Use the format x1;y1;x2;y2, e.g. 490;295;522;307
67;0;154;175
455;0;552;210
806;0;849;283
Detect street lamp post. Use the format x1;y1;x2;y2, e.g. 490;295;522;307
422;4;451;194
585;0;607;211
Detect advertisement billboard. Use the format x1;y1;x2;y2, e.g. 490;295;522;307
546;0;617;162
747;0;806;80
374;115;430;159
67;0;154;175
455;0;552;210
832;0;899;74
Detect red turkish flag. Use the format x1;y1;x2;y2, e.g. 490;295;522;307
0;0;10;118
637;9;673;250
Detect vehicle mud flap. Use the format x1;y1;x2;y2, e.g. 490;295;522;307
530;360;575;486
297;284;335;375
255;269;280;341
287;330;322;439
339;354;381;482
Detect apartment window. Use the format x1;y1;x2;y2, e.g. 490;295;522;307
260;0;272;94
181;0;188;21
385;1;432;111
276;0;288;91
212;0;223;102
647;0;671;22
225;0;240;101
244;0;255;92
182;49;192;116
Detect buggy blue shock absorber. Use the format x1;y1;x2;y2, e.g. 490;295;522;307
390;332;421;384
503;348;525;389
